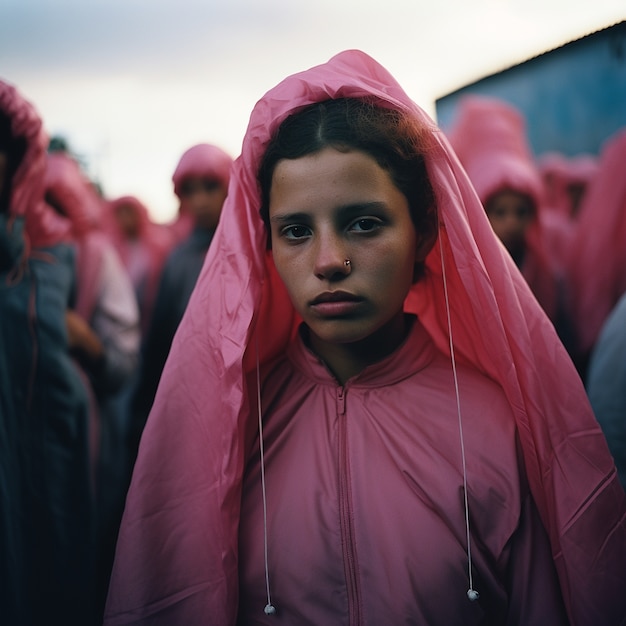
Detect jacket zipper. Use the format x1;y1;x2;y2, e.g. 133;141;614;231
337;386;362;625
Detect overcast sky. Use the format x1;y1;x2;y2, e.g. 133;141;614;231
1;0;624;222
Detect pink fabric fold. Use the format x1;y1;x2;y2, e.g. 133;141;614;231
567;128;626;357
105;50;626;626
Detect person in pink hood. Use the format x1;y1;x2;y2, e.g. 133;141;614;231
446;96;565;326
128;143;232;460
107;194;173;336
105;51;626;626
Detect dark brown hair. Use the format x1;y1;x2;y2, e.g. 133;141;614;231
258;98;438;255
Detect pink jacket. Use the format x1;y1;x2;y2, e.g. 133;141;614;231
237;318;568;624
105;50;626;626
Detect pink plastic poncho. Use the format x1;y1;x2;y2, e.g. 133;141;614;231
0;81;71;250
567;128;626;359
446;95;560;320
105;51;626;626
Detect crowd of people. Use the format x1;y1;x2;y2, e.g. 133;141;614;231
1;49;625;625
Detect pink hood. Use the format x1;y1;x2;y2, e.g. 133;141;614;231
171;143;233;198
447;95;544;208
105;51;626;625
0;80;70;250
167;143;233;242
44;151;103;236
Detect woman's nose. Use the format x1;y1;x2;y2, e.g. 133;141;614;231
313;234;350;280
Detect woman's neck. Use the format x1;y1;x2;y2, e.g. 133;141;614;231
306;312;411;385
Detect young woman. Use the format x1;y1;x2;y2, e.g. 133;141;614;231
105;51;626;625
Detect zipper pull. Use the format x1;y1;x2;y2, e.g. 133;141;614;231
336;387;346;415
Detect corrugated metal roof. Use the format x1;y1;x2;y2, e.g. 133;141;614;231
443;19;625;98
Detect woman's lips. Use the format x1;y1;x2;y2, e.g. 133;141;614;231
309;292;363;316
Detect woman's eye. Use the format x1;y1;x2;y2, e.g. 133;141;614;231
349;218;382;232
281;225;311;240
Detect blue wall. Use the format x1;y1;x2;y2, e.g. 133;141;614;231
436;21;626;157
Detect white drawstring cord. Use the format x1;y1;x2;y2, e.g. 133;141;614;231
256;335;277;615
438;231;480;602
252;233;477;612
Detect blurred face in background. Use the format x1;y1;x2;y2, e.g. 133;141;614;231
179;177;228;230
115;203;141;239
485;189;534;262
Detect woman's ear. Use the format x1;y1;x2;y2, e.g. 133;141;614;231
414;210;438;263
412;210;438;283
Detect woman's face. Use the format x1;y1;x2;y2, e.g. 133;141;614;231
115;203;141;239
179;176;228;230
269;146;423;350
484;190;534;257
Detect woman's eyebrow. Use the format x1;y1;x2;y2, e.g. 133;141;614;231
270;202;389;224
338;201;388;215
269;212;311;224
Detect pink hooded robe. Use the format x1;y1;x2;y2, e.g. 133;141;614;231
105;51;626;625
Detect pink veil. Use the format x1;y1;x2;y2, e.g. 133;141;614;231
105;50;626;625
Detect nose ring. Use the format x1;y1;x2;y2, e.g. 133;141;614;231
344;259;351;270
